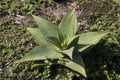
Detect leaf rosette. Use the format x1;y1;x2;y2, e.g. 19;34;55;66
15;9;109;77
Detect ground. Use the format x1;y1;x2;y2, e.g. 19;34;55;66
0;0;120;80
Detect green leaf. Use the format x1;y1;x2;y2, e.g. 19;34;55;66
63;55;86;77
15;45;63;63
76;32;109;52
31;61;46;68
27;28;48;45
59;47;74;59
58;9;78;38
32;15;59;39
113;0;120;6
27;27;61;49
67;35;79;46
32;15;61;48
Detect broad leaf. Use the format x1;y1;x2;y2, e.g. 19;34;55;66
27;28;48;45
77;32;109;52
59;47;74;59
27;28;61;49
58;9;78;38
63;55;86;77
67;35;79;46
32;15;61;48
15;45;63;63
32;15;59;39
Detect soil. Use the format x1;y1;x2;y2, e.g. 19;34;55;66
13;1;88;28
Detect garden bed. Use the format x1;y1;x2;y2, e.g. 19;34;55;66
0;0;120;79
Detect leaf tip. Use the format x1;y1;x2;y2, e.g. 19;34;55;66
32;15;36;18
